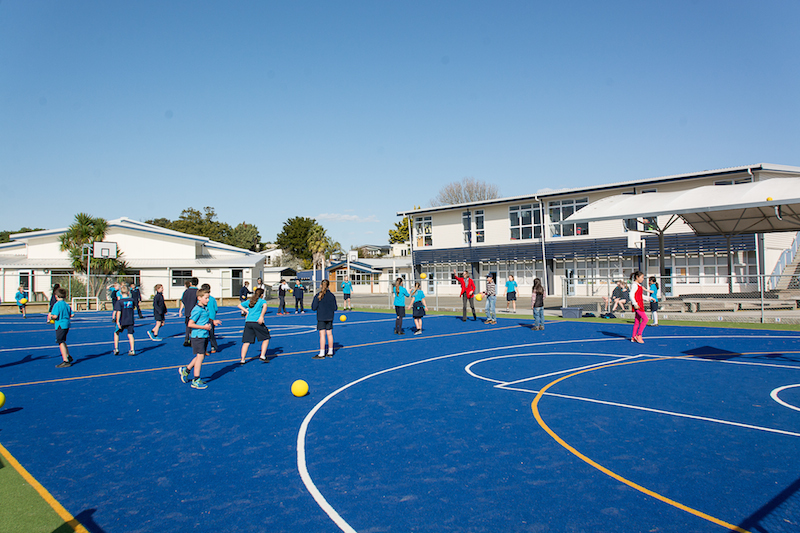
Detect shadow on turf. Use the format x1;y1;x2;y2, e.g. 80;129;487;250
51;508;105;533
600;330;630;338
0;407;23;415
682;346;742;360
0;354;49;368
737;475;800;532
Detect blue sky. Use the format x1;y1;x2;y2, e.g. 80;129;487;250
2;1;798;249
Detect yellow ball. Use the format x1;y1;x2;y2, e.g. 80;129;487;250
48;319;55;324
0;392;5;409
420;273;427;279
767;197;773;201
340;315;347;322
291;380;309;397
475;294;483;301
19;298;27;305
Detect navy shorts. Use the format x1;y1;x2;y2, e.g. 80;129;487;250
343;293;351;301
317;320;333;331
243;321;271;343
412;301;426;318
115;324;135;335
154;312;165;323
650;301;659;312
55;327;69;345
506;291;517;301
191;337;209;355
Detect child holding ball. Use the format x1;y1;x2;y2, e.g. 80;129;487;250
49;288;74;368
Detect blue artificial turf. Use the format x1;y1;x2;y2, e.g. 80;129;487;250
1;308;799;532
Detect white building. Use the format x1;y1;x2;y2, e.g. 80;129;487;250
397;164;800;298
0;217;266;303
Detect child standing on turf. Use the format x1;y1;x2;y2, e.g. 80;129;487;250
201;283;220;353
648;276;659;326
505;274;518;313
48;283;61;319
293;280;306;313
179;288;220;390
15;286;28;318
108;282;120;321
237;288;271;364
311;279;338;359
407;281;427;335
392;277;410;335
49;287;74;368
148;284;167;341
531;278;545;331
179;277;199;346
482;274;497;324
453;269;477;322
130;282;144;319
277;279;289;315
341;276;353;311
630;271;648;344
113;284;136;356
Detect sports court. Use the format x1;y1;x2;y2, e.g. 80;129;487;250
1;307;799;532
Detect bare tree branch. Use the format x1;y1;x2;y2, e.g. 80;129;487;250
430;177;500;207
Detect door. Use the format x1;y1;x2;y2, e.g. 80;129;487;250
19;271;32;301
232;269;243;298
220;270;232;298
565;269;575;296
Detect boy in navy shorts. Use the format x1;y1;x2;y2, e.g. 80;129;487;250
179;288;220;390
113;284;136;356
49;287;74;368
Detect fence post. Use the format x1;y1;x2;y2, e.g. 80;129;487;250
760;273;765;324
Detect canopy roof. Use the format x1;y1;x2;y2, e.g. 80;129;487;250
565;178;800;235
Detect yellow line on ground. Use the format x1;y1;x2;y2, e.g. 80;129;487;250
0;441;89;533
531;358;751;533
0;324;522;388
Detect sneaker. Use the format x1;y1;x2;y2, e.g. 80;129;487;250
67;355;74;363
414;330;422;335
56;361;71;368
326;350;334;357
183;341;191;347
191;378;207;390
113;349;120;356
259;355;268;362
178;366;189;383
313;352;326;360
128;350;136;356
153;336;163;341
147;330;155;341
398;330;405;334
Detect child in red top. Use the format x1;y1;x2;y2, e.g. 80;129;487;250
630;271;648;343
452;269;477;322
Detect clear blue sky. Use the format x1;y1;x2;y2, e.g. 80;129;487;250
2;1;798;249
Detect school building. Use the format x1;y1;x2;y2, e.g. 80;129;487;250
397;164;800;298
0;217;266;305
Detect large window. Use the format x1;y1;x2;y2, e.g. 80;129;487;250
474;210;484;243
549;198;588;237
509;204;541;240
335;270;373;285
462;211;471;244
415;216;432;247
171;270;193;287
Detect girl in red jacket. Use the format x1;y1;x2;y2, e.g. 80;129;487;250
630;271;648;343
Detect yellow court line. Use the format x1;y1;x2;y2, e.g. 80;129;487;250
0;441;89;533
0;324;522;388
531;358;751;533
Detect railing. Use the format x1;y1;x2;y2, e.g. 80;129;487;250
770;231;800;290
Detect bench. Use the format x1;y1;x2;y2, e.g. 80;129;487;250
682;299;739;313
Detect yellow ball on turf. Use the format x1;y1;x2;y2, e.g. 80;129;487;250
767;197;773;201
420;273;427;279
340;315;347;322
0;392;5;409
291;380;309;397
19;298;27;305
475;294;483;301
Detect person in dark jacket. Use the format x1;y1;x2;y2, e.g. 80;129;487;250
148;284;167;341
179;278;199;346
311;280;338;359
130;282;144;318
293;281;306;314
48;283;61;321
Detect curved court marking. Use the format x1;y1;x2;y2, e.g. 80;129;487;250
0;442;89;533
770;384;800;412
531;358;751;533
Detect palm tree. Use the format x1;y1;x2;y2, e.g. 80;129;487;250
307;224;328;274
59;213;127;298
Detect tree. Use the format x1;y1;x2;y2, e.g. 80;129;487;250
229;222;261;251
389;215;412;244
307;224;327;273
275;217;316;263
170;207;232;244
1;227;45;243
430;177;500;207
58;213;127;298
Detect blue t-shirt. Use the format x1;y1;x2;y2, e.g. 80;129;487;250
15;291;27;305
505;280;518;293
51;300;72;330
206;295;218;319
342;281;352;294
190;305;210;338
243;298;268;322
413;289;426;303
114;297;136;326
650;283;659;303
393;286;410;307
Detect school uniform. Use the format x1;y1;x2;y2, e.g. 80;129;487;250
189;304;211;356
182;286;198;344
153;292;167;322
242;298;271;343
207;295;219;351
114;296;136;335
293;283;306;313
342;281;352;301
51;299;72;345
311;290;338;330
392;286;410;333
130;285;144;318
412;289;426;318
15;290;27;313
505;280;518;302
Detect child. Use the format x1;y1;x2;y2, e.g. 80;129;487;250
201;283;220;353
130;282;144;319
179;277;199;346
293;281;306;313
108;282;120;321
239;281;253;316
648;276;659;326
453;269;477;321
277;279;289;315
49;287;74;368
237;288;271;364
15;286;28;318
392;277;410;335
178;288;221;390
113;285;136;356
482;274;497;324
311;279;338;359
342;276;353;311
531;277;545;330
630;271;648;344
48;283;61;320
148;284;167;341
505;274;518;313
407;281;427;334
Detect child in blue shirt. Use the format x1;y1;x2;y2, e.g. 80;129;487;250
15;286;28;318
392;277;410;335
237;288;271;364
179;288;221;390
648;276;659;326
200;283;220;353
505;275;518;313
113;285;136;356
49;287;74;368
407;281;427;335
341;276;353;311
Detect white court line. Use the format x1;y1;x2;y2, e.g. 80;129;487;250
771;384;800;413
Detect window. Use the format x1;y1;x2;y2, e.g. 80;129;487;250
509;204;541;240
335;270;373;285
474;210;484;243
549;198;588;237
715;178;752;186
462;211;472;244
171;270;193;287
415;216;432;247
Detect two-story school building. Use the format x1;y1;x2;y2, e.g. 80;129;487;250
0;217;266;304
397;163;800;298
